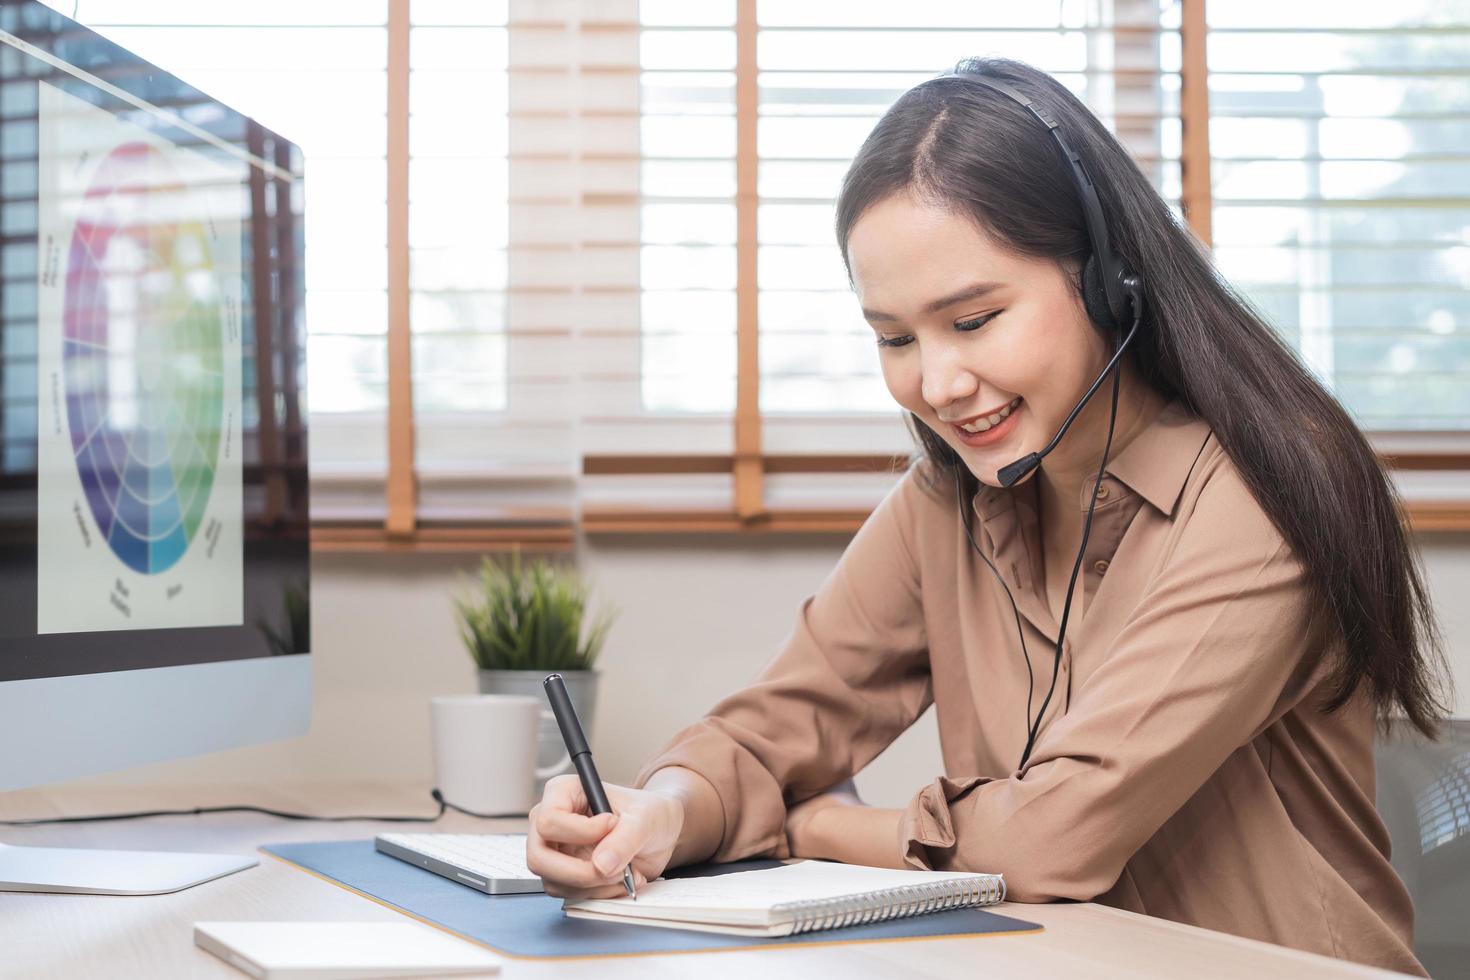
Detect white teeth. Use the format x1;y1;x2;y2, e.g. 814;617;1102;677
958;398;1021;434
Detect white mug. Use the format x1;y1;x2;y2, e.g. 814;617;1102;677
429;695;571;815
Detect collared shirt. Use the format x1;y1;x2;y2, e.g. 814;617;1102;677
634;401;1423;975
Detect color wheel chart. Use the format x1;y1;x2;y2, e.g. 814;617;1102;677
65;141;224;576
37;81;242;635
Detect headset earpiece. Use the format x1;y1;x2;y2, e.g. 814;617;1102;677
1080;252;1115;331
1082;252;1145;334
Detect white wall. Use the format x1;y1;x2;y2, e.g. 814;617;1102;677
61;532;1470;810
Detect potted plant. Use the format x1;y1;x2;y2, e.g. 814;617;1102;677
453;548;618;790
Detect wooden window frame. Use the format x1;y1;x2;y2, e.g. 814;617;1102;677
309;0;1470;553
385;0;415;539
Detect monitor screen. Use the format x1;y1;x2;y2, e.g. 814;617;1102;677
0;2;308;683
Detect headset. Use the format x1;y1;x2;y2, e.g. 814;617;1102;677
942;74;1146;771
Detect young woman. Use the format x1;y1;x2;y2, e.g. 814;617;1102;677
525;58;1446;974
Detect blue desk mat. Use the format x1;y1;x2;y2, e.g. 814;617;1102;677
261;840;1042;960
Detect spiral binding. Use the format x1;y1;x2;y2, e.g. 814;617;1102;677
773;874;1006;935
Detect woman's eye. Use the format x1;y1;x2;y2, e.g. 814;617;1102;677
875;311;1001;349
956;310;1001;332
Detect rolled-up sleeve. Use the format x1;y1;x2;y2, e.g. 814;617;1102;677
633;464;939;863
900;460;1326;902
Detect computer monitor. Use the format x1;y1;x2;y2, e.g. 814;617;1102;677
0;3;310;892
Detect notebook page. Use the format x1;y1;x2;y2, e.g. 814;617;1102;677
565;860;994;927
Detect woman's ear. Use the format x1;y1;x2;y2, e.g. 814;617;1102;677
1056;253;1108;330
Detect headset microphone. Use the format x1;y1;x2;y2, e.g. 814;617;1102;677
997;309;1140;488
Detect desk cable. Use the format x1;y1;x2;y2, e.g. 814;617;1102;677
0;788;518;825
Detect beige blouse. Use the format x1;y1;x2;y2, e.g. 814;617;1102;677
633;401;1423;975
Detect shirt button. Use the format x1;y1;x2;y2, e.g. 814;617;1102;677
1092;559;1110;576
1095;484;1110;500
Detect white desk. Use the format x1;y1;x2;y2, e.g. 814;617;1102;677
0;782;1411;979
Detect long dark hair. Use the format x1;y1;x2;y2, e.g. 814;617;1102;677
836;57;1448;736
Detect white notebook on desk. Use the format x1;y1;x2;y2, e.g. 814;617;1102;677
193;921;501;979
563;860;1005;938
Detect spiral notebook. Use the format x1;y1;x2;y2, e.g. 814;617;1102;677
563;860;1006;938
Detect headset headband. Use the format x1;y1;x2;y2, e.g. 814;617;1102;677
957;74;1141;327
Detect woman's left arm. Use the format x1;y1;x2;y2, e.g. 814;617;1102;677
896;458;1328;901
836;457;1329;899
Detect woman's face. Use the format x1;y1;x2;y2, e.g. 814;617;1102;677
846;191;1111;487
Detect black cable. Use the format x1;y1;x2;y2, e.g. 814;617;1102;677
1018;362;1123;771
956;460;1037;739
956;316;1132;773
1011;316;1138;474
0;788;522;826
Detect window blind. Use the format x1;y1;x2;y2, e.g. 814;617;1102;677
467;0;644;525
407;1;522;524
577;0;739;515
1206;2;1470;436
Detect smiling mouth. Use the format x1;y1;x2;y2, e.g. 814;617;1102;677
952;397;1022;433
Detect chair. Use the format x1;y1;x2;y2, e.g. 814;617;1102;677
1376;718;1470;978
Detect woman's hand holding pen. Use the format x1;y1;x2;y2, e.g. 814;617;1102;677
527;775;681;900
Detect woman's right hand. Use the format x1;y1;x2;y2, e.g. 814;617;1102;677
526;773;685;900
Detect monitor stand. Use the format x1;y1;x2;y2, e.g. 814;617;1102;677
0;840;256;895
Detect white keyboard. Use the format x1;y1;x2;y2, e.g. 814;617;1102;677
375;833;543;895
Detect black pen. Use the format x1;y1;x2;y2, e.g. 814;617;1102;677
542;672;636;900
